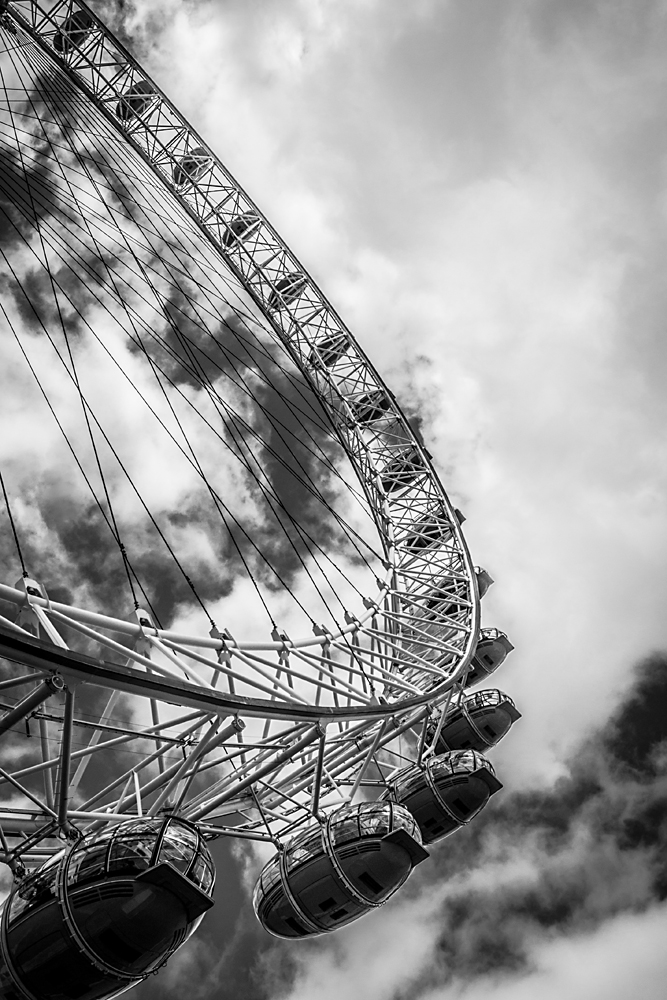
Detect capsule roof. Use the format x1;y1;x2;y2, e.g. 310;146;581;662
66;816;215;897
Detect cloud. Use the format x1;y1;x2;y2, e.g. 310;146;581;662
0;29;381;641
3;0;667;997
119;650;667;1000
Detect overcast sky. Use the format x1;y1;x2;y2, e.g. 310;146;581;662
4;0;667;997
110;0;667;770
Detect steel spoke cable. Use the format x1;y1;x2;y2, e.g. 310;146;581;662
0;260;312;625
3;72;149;614
1;37;402;664
11;46;368;494
0;126;376;532
1;78;363;511
0;237;219;624
3;50;144;615
0;145;381;571
0;159;377;572
0;222;340;625
141;274;359;621
0;284;162;623
6;63;266;628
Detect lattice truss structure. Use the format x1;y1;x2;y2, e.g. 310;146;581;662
0;0;509;865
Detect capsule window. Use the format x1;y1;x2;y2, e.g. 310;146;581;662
116;80;155;122
190;854;214;893
380;448;423;494
158;823;198;874
309;334;349;368
108;835;152;876
358;871;383;895
286;916;308;936
53;10;93;54
70;843;108;886
9;868;58;925
404;515;450;553
268;273;306;311
222;212;260;248
173;147;212;188
348;391;391;424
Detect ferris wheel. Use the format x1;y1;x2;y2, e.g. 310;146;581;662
0;1;519;995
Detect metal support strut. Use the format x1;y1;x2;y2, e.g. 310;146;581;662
0;674;64;739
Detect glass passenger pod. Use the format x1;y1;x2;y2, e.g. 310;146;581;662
403;511;453;554
346;390;392;425
465;628;514;688
53;10;94;54
384;750;503;845
475;567;494;599
116;81;156;122
431;688;522;754
267;272;307;311
0;818;215;1000
253;802;429;940
172;147;212;189
422;581;469;620
380;447;425;495
308;333;350;370
221;212;261;248
401;506;461;551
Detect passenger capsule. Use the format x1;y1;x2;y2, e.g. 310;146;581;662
221;212;261;248
267;272;306;311
252;802;428;939
423;581;469;618
0;818;214;1000
402;509;463;555
430;688;521;753
475;567;494;598
380;446;424;494
308;333;350;369
346;389;391;424
172;147;212;188
404;511;452;553
465;627;514;687
383;750;502;844
53;10;94;53
116;80;155;122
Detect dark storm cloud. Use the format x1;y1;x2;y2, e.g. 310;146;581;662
122;652;667;1000
0;143;53;248
1;36;364;634
396;652;667;992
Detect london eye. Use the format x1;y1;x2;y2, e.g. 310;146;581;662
0;3;518;997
